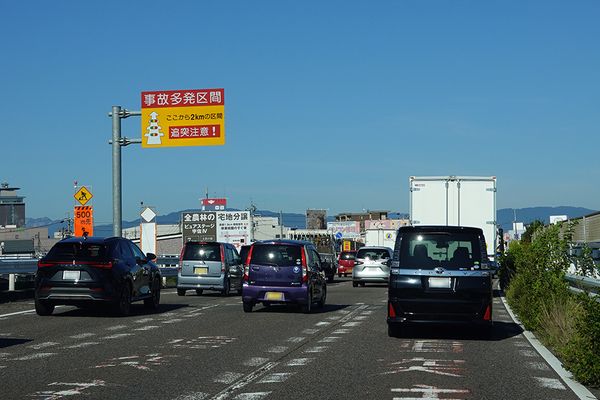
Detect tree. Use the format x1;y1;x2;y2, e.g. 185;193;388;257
521;219;544;244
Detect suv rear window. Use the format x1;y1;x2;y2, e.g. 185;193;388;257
45;242;109;262
399;232;483;270
340;252;356;260
183;243;221;261
239;245;251;264
356;248;390;260
250;244;302;267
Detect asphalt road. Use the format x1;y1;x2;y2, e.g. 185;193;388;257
0;279;595;400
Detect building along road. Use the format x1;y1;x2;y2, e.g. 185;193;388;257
0;279;594;400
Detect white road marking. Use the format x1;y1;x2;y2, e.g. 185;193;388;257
28;341;59;350
535;377;567;390
412;340;463;353
331;329;351;334
69;333;96;339
391;384;470;399
208;363;278;400
105;325;127;331
13;352;56;361
286;357;314;366
286;337;305;343
162;318;184;324
258;372;295;383
315;321;330;326
243;357;270;367
342;321;362;327
527;362;551;371
382;358;465;377
301;328;319;335
318;336;341;343
304;346;328;353
173;392;209;400
134;317;155;323
519;349;539;358
266;346;288;353
353;315;369;320
64;342;100;349
31;380;106;399
231;393;271;400
0;306;66;318
134;325;160;331
215;372;245;384
102;333;133;340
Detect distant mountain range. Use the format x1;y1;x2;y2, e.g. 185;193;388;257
26;206;597;237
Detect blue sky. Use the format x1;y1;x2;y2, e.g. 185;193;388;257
1;1;599;224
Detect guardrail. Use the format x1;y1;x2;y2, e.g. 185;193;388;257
1;256;180;291
565;273;600;299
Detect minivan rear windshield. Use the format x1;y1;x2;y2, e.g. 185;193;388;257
398;232;484;270
340;252;356;260
250;244;302;267
45;242;109;262
183;244;221;261
356;248;390;260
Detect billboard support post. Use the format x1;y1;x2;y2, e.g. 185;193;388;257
109;106;141;237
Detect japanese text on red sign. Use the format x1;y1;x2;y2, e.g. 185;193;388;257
142;89;224;108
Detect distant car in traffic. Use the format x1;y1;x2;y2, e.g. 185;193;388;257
337;250;357;277
387;226;494;338
34;236;161;316
318;252;337;283
241;240;326;313
177;242;243;296
352;246;393;287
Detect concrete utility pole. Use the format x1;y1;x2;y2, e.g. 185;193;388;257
109;106;141;237
280;210;284;239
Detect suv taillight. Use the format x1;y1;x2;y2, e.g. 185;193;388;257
301;247;308;283
220;245;226;273
37;261;55;268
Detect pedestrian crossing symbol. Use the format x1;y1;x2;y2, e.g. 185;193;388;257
74;186;93;206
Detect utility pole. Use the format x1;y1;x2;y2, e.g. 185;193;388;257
280;210;284;239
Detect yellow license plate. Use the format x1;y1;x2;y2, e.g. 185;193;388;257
194;267;208;275
265;292;284;301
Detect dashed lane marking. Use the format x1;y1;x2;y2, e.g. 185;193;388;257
102;333;133;340
231;393;271;400
30;380;106;399
134;325;160;331
331;329;351;334
527;362;551;371
64;342;100;349
105;325;127;331
173;392;208;400
304;346;328;353
286;357;314;366
28;341;59;350
301;328;319;335
208;362;279;400
69;333;96;339
266;346;288;353
318;336;341;343
13;352;56;361
286;337;305;343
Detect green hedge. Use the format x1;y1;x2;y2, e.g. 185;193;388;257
502;222;600;387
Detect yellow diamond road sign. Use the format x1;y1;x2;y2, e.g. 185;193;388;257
74;186;93;206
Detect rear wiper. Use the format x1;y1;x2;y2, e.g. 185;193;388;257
255;261;280;267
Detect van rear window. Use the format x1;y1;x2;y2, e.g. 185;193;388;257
250;245;302;267
340;252;356;260
356;248;390;260
183;244;221;261
398;232;483;270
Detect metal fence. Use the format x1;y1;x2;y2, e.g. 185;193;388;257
1;255;180;291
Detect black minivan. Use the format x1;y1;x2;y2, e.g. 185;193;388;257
387;226;494;337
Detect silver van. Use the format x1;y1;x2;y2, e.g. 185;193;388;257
177;242;243;296
352;246;393;287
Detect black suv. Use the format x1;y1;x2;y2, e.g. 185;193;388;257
387;226;494;337
35;237;161;316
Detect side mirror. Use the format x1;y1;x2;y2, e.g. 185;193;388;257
146;253;157;262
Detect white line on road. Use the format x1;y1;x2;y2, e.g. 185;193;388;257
208;362;279;400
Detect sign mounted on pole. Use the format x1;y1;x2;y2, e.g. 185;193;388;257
141;88;225;148
74;186;93;206
74;206;94;237
201;198;227;211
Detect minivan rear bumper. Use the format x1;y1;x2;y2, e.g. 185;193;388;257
242;284;308;305
387;298;492;325
177;274;226;290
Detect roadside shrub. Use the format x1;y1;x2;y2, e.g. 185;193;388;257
562;295;600;387
537;294;583;352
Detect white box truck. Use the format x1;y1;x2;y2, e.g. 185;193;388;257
365;229;397;248
409;176;497;259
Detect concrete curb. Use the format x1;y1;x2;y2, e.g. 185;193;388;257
500;295;597;400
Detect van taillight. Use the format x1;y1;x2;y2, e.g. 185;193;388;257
243;266;249;282
483;304;492;321
93;261;113;269
220;245;226;272
301;248;308;283
178;246;185;272
388;302;397;318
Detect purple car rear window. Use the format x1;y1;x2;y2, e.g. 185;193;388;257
250;245;302;267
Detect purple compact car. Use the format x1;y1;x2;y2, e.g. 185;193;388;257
242;240;326;313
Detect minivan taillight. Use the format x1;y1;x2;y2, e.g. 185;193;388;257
37;261;56;268
92;261;114;269
243;245;254;282
220;245;226;273
301;247;308;283
178;245;185;272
